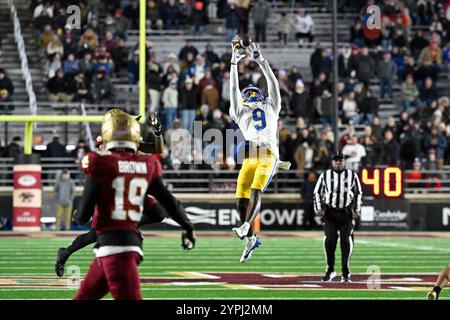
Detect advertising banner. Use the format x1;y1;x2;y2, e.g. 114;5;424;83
13;165;42;231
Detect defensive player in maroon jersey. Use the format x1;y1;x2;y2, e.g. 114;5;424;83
55;116;195;277
71;108;183;300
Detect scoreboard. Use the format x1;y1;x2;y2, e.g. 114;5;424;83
360;167;403;198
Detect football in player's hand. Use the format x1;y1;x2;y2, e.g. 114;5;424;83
232;33;252;50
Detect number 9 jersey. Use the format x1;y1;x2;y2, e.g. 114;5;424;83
229;59;281;159
82;150;162;234
231;99;280;159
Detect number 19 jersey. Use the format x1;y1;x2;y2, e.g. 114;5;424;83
82;151;162;234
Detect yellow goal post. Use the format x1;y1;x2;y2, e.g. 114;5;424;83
0;3;148;156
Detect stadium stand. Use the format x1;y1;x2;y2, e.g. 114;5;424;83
1;0;450;194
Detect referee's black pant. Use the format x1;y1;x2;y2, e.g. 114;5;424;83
323;206;354;275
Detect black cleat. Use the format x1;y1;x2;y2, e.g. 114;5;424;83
341;274;352;283
322;271;336;282
55;247;67;277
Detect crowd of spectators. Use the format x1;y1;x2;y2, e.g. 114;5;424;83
3;0;447;192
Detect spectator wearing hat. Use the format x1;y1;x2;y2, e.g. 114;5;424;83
179;78;197;133
190;1;209;36
0;68;14;106
115;8;130;38
32;10;53;41
147;0;164;30
290;80;312;123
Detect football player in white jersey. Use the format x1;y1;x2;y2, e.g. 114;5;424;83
229;41;290;262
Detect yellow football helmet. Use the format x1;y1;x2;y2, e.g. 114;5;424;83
101;108;141;151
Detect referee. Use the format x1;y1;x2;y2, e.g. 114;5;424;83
313;151;363;282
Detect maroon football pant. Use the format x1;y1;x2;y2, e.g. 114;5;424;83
74;251;142;300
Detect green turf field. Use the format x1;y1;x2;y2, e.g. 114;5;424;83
0;232;448;300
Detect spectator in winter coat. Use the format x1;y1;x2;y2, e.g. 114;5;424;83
359;89;378;124
190;1;209;36
45;136;67;158
91;68;114;104
290;80;312;123
0;69;14;102
201;80;220;110
162;79;179;129
356;47;375;89
253;0;270;42
424;127;448;165
162;0;181;30
47;68;75;102
401;74;420;112
179;78;197;133
420;77;439;106
277;12;293;45
382;129;400;165
376;52;397;99
224;2;240;42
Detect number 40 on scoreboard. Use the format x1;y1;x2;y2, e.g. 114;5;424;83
360;167;403;198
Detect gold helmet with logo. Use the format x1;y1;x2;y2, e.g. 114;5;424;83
101;108;141;151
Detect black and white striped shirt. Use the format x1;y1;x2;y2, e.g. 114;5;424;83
313;168;363;213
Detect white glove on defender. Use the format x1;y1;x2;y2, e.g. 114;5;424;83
245;42;265;62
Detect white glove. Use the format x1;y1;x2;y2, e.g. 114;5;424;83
231;44;246;65
245;42;265;62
